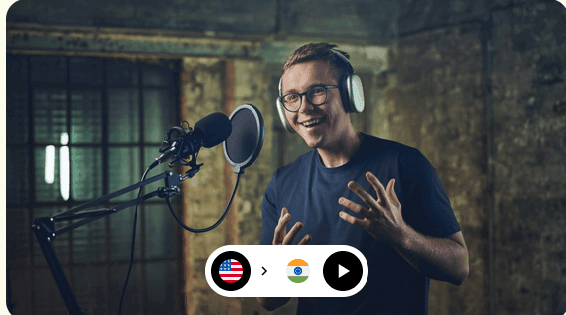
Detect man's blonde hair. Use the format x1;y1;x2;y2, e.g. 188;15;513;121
282;43;351;81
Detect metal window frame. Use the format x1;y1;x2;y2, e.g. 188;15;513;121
6;53;183;315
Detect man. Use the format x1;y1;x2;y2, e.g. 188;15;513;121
257;43;469;314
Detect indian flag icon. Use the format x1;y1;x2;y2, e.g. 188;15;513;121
287;259;309;283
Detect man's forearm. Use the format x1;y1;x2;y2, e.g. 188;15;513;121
256;297;291;311
393;228;469;285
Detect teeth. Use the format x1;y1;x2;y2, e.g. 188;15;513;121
302;118;323;127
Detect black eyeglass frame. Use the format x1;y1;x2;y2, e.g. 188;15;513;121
279;84;341;112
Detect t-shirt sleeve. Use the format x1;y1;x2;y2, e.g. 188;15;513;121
260;175;280;245
400;150;461;238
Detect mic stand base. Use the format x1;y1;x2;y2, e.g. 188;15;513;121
33;218;85;315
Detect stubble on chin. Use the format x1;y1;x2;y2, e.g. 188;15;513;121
301;132;325;149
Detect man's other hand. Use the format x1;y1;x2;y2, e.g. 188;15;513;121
272;207;311;245
258;208;311;311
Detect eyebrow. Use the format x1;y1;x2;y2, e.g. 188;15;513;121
283;83;328;94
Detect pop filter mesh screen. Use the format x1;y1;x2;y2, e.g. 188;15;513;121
226;108;257;164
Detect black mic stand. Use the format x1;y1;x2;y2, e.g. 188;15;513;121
32;168;195;315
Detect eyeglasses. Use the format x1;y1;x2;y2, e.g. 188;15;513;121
279;85;340;112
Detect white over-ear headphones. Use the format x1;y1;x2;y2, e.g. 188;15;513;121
276;49;365;133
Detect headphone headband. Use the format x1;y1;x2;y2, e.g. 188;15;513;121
330;49;355;76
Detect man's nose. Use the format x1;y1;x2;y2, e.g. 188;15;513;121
300;95;315;113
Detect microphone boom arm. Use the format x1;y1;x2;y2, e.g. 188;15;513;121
32;170;184;315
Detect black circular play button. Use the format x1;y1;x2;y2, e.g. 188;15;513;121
323;251;363;291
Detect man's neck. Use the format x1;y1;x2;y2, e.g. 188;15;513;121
317;131;364;168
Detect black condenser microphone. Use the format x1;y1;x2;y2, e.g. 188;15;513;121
194;112;232;148
150;112;232;169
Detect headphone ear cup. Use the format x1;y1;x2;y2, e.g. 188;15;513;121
276;97;296;133
347;74;365;113
339;74;365;113
277;78;296;133
339;75;352;113
330;49;365;113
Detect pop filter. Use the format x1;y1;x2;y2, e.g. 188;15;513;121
223;104;264;174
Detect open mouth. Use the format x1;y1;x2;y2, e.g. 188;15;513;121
301;117;325;128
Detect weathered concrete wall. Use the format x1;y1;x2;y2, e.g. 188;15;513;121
397;0;488;36
179;57;229;315
230;59;273;247
280;0;397;43
384;0;566;314
492;2;566;314
7;0;398;44
7;0;278;35
179;57;274;315
231;59;277;315
381;25;489;315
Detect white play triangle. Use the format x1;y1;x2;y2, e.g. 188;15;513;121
338;264;349;278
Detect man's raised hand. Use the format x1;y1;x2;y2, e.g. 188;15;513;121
338;172;407;244
272;207;311;245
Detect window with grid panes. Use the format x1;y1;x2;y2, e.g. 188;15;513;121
6;54;184;315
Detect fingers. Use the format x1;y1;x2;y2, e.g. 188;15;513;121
386;179;400;207
386;178;394;199
297;234;311;245
273;208;310;245
339;211;368;229
338;197;373;218
391;184;400;206
272;208;292;245
282;222;304;245
365;172;388;206
347;181;380;211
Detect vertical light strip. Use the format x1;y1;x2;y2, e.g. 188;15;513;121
45;145;55;184
60;132;70;201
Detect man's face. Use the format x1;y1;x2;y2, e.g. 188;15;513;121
280;60;350;149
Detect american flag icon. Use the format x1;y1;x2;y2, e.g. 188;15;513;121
219;259;243;283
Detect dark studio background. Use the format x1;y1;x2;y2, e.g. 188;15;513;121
5;0;566;314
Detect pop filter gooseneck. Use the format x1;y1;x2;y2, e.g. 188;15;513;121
223;104;265;174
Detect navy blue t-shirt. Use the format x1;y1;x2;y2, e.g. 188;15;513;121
260;134;461;315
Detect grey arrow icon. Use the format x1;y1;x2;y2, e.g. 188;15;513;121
262;267;267;275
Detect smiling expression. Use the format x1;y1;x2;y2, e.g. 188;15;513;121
280;60;353;150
